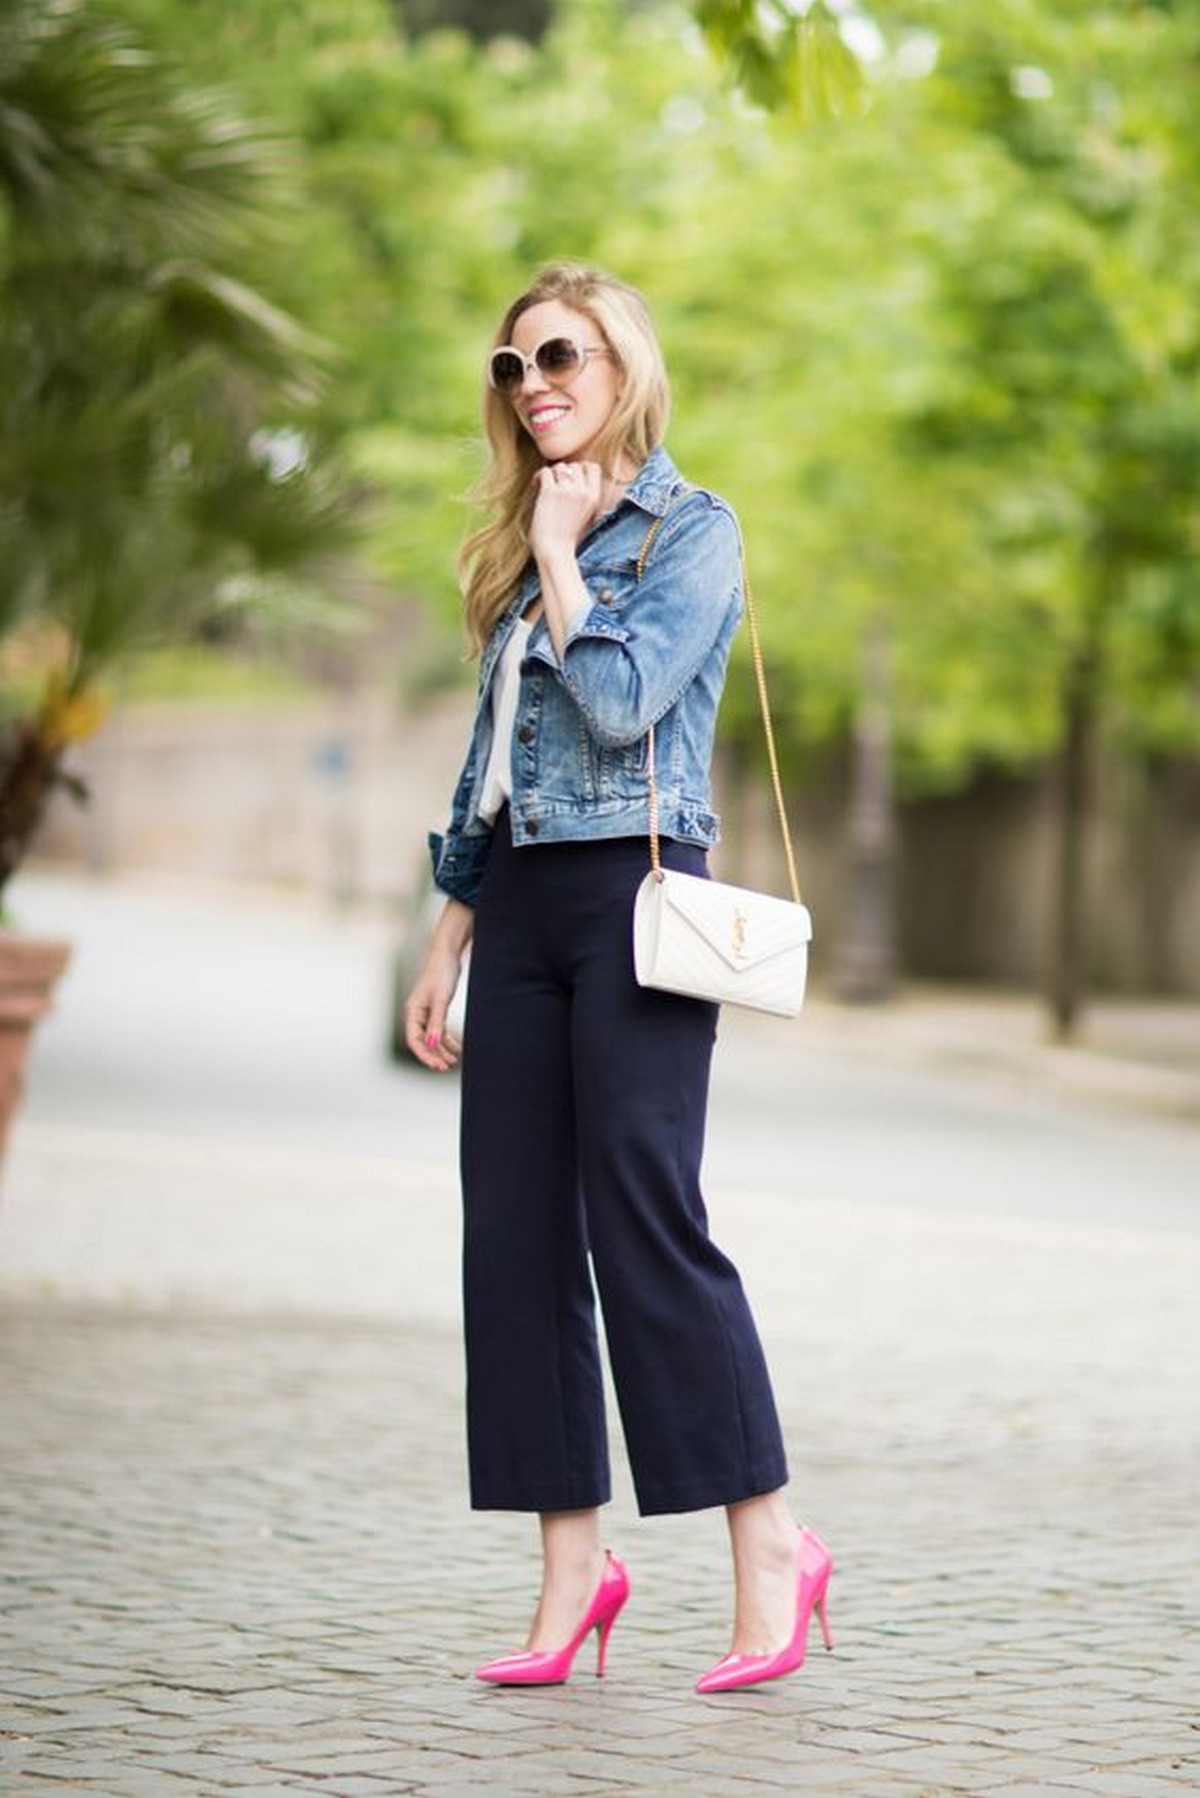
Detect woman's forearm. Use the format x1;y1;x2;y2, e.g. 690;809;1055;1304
533;496;741;748
433;896;474;958
536;544;592;662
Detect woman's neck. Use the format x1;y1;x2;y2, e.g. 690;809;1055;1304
601;453;637;512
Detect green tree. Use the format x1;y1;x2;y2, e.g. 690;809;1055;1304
698;0;1200;1026
0;0;356;897
695;0;867;122
877;1;1200;1028
74;0;1200;1025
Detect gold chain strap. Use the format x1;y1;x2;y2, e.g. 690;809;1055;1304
637;503;802;903
634;510;667;579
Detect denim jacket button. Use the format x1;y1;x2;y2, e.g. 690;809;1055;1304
525;817;540;836
517;724;534;745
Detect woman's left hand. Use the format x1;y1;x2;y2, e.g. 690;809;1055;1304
529;460;604;561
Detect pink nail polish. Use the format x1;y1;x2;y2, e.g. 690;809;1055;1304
426;1031;439;1049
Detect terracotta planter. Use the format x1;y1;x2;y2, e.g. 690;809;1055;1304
0;932;72;1163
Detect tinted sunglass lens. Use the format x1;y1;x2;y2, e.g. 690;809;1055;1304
489;350;525;392
537;338;583;378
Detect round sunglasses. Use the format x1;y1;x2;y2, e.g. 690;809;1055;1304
487;335;611;395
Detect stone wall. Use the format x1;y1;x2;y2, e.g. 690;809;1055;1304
29;695;1200;994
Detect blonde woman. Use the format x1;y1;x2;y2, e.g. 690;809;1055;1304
404;263;834;1694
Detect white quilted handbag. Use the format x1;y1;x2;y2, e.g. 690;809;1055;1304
630;498;813;1019
633;864;812;1016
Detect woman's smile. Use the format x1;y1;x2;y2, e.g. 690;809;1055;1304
526;401;572;435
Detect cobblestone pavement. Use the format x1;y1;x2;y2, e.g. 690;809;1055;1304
2;872;1200;1796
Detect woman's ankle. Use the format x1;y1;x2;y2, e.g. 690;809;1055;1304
727;1490;796;1552
538;1509;604;1587
542;1540;606;1590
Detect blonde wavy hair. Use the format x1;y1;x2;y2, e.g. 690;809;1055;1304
458;262;671;654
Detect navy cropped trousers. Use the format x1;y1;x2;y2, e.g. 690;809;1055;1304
459;804;788;1518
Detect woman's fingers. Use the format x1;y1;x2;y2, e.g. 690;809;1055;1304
423;991;450;1053
532;460;605;546
404;1000;435;1068
403;981;460;1072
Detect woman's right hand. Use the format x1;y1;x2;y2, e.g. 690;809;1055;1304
404;896;473;1071
528;459;604;561
404;943;464;1071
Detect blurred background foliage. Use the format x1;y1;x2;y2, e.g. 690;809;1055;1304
83;0;1200;790
2;0;1199;1006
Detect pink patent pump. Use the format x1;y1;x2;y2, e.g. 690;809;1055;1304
474;1549;631;1686
694;1524;834;1695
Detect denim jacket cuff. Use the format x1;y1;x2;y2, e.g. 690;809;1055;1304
427;828;489;908
525;602;631;673
564;601;631;652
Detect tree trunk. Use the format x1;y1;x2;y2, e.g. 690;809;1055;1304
835;613;896;1002
0;723;70;899
1134;750;1174;993
1049;644;1098;1039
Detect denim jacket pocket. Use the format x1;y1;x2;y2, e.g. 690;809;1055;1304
580;556;639;612
578;725;649;801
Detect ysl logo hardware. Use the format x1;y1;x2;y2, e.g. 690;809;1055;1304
731;908;748;958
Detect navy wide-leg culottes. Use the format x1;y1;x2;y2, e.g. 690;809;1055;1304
459;804;789;1517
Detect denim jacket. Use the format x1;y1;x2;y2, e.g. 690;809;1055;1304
427;443;744;907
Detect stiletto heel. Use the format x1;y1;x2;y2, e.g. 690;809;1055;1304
596;1607;618;1677
816;1581;834;1651
475;1549;631;1686
694;1524;835;1695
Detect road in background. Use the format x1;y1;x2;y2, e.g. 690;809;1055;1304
2;868;1198;1796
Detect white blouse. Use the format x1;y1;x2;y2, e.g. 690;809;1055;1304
477;616;534;826
476;600;592;826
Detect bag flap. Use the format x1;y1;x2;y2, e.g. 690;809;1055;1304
660;871;812;973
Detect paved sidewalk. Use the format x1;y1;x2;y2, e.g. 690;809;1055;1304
800;982;1200;1124
2;872;1200;1796
5;1198;1199;1796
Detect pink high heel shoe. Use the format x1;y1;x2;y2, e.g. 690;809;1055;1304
694;1524;834;1695
474;1549;631;1685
